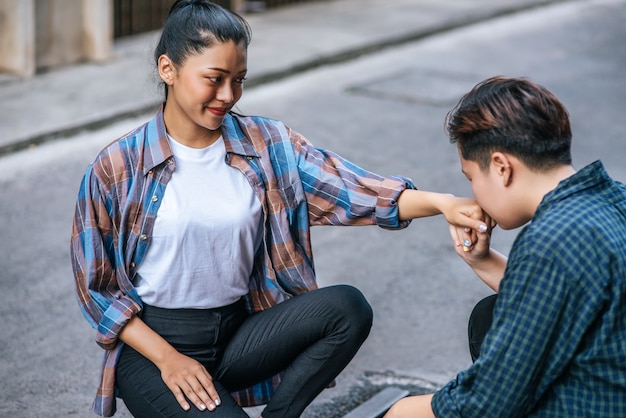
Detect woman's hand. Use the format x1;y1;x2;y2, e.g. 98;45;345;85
119;315;221;412
437;194;487;233
157;350;221;412
397;190;487;251
397;190;487;233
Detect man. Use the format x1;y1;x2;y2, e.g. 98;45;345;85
386;76;626;417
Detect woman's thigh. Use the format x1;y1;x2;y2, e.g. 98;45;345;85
115;302;250;418
116;344;249;418
215;284;373;391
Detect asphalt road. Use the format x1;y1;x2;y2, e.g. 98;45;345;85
1;0;625;416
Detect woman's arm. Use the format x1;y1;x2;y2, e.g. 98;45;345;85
397;189;487;231
71;165;142;347
287;126;486;233
73;166;219;413
119;316;222;413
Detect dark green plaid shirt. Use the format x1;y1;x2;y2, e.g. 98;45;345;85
433;161;626;417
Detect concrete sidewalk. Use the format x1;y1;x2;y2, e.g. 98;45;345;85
0;0;563;156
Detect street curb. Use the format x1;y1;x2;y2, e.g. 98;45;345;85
0;0;566;157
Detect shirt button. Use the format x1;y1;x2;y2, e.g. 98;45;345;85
140;234;148;241
130;262;136;267
246;156;253;160
152;195;159;202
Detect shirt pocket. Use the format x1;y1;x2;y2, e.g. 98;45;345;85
267;183;302;213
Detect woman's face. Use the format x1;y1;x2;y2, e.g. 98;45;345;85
161;40;247;141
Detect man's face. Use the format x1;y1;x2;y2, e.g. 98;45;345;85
458;150;525;230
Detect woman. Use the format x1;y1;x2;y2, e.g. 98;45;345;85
70;1;486;417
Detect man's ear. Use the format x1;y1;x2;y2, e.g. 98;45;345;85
158;54;175;85
490;152;513;186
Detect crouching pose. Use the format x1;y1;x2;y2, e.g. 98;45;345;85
70;1;485;417
386;76;626;417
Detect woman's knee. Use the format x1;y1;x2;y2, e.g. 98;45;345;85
323;285;373;336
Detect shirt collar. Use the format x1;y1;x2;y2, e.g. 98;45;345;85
536;160;608;216
142;106;174;175
221;113;261;159
142;109;259;175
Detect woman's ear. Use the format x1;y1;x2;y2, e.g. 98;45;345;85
158;54;175;85
490;152;513;187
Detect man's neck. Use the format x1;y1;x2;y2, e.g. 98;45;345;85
525;164;576;214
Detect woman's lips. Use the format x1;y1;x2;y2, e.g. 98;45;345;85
208;107;227;116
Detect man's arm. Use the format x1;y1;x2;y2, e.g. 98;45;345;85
465;248;507;292
384;394;435;418
432;251;588;417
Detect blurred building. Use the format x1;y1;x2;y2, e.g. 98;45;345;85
0;0;321;79
0;0;111;78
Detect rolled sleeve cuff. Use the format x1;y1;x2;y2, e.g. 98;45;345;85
375;176;415;229
95;297;141;350
432;380;462;418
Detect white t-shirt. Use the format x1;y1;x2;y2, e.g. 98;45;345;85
135;136;263;309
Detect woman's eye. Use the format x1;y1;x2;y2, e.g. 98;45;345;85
235;77;247;85
207;77;222;83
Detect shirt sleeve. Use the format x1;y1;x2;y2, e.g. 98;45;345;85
432;233;601;417
288;128;415;229
70;164;141;350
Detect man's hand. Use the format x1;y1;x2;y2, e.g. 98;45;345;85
449;214;506;292
449;213;495;258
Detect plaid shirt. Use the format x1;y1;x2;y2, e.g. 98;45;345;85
71;108;413;416
432;161;626;417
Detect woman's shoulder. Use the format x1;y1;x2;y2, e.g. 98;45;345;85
226;112;300;150
90;119;153;180
229;112;288;132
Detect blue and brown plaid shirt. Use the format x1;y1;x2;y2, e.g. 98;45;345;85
432;161;626;417
71;108;413;416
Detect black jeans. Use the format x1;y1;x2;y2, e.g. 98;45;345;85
116;285;373;418
468;294;498;362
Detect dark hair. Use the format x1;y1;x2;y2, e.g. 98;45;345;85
154;0;252;98
445;76;572;171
